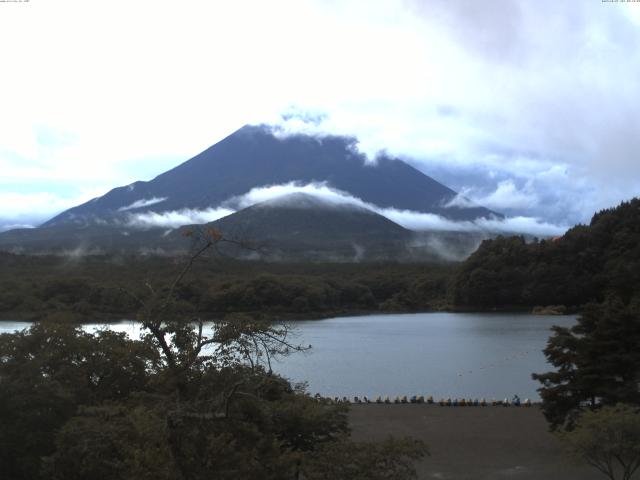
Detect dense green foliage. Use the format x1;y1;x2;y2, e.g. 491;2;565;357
533;299;640;429
1;322;425;479
0;254;453;321
0;242;427;479
0;323;160;479
452;198;640;309
557;404;640;480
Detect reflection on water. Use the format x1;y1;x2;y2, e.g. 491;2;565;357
0;320;143;338
0;312;575;399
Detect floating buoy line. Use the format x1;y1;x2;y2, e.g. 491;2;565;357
313;394;535;407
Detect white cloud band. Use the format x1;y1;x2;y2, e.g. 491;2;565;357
124;182;569;236
118;197;167;211
125;207;234;229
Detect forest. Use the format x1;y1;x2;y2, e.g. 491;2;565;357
0;254;453;322
451;198;640;310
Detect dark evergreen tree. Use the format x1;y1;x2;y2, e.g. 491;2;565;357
533;298;640;429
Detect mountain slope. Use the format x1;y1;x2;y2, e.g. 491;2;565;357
195;192;411;260
208;192;410;242
172;193;488;261
0;224;170;254
0;193;412;259
0;193;486;261
43;125;498;228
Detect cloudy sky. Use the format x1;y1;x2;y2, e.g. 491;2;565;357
1;0;639;232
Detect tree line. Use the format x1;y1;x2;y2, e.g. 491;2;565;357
452;198;640;309
0;254;452;321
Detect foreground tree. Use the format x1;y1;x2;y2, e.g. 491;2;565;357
0;228;426;479
533;298;640;429
558;404;640;480
0;323;159;480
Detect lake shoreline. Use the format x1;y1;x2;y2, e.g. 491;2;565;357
0;304;577;324
2;312;579;401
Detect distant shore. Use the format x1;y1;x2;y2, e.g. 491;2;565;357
348;404;600;480
0;305;578;323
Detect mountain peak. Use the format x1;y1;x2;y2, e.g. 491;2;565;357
41;124;499;230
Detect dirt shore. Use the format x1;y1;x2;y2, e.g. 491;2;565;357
348;404;601;480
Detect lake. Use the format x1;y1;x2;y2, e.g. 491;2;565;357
0;312;575;400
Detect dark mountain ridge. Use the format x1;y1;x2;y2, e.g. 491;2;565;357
208;192;410;241
0;192;488;261
197;192;412;261
1;125;501;258
43;125;499;228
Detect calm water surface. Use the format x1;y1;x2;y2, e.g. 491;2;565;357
0;312;575;399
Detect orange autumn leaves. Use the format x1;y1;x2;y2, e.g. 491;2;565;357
182;227;223;241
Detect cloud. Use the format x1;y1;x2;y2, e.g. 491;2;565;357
226;182;569;236
0;223;35;233
116;181;568;236
266;1;640;224
224;182;367;210
126;207;234;229
476;216;568;237
446;180;539;211
1;0;639;229
378;208;567;237
0;192;82;219
118;197;168;212
479;180;539;210
0;188;107;228
442;194;476;209
280;106;328;126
